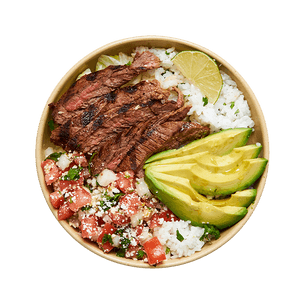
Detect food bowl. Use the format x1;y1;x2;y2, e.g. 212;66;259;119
36;35;269;268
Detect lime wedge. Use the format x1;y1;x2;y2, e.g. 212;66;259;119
172;51;223;104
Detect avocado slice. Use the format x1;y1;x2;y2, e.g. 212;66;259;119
144;171;248;230
146;170;257;208
144;144;262;173
146;128;252;164
148;158;268;197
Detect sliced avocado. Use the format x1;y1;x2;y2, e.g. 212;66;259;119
147;171;257;208
148;158;268;197
145;170;248;230
146;128;252;164
144;144;262;173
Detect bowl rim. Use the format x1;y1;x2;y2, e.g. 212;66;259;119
36;35;269;268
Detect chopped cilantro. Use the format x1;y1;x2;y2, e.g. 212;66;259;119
202;96;209;106
199;224;220;242
62;166;83;181
136;250;145;259
176;229;184;242
116;248;126;257
48;119;55;131
165;51;170;55
126;61;132;66
45;152;63;162
81;205;92;211
230;102;235;109
88;152;97;175
165;247;170;254
235;109;240;115
102;234;113;245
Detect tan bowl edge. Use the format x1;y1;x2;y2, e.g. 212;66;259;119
35;35;269;268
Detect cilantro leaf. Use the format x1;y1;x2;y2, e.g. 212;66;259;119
48;119;55;131
199;224;220;242
45;152;63;162
136;250;145;259
102;234;113;245
62;166;83;181
88;152;97;175
202;96;209;106
116;248;126;257
176;229;184;242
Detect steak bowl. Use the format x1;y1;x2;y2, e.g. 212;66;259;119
36;35;269;268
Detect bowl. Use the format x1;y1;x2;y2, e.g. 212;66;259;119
36;35;269;268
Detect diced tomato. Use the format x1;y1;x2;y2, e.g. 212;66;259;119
73;154;88;167
58;203;74;220
68;187;92;212
108;209;130;225
119;192;142;217
143;237;166;265
41;159;61;185
49;190;65;209
97;223;117;253
80;216;98;239
59;172;84;192
149;209;179;229
125;245;143;259
115;171;135;193
135;224;144;237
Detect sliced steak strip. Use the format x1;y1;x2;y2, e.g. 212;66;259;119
117;121;210;175
50;80;169;149
50;51;161;125
89;103;201;176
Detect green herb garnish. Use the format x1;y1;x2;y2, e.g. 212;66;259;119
136;250;145;259
88;152;97;175
62;166;83;181
102;234;113;245
45;152;63;162
176;229;184;242
48;119;55;131
199;224;220;242
230;102;235;109
202;96;209;106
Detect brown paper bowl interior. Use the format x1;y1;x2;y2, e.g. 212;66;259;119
36;36;269;268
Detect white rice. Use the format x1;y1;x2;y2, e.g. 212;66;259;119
153;220;205;258
133;46;255;133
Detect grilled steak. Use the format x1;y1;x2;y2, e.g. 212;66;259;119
116;121;210;176
50;80;169;149
49;51;161;125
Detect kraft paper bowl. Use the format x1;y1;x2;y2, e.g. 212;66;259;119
35;35;270;269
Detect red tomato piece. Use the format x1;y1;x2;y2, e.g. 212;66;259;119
41;159;61;185
119;192;142;217
115;171;135;193
125;245;142;259
97;223;117;253
73;154;88;167
59;172;84;192
58;203;74;220
149;209;179;229
143;237;166;265
108;209;130;225
68;187;92;212
49;191;65;209
80;216;98;239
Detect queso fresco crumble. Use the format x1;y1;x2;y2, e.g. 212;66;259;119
41;148;219;266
